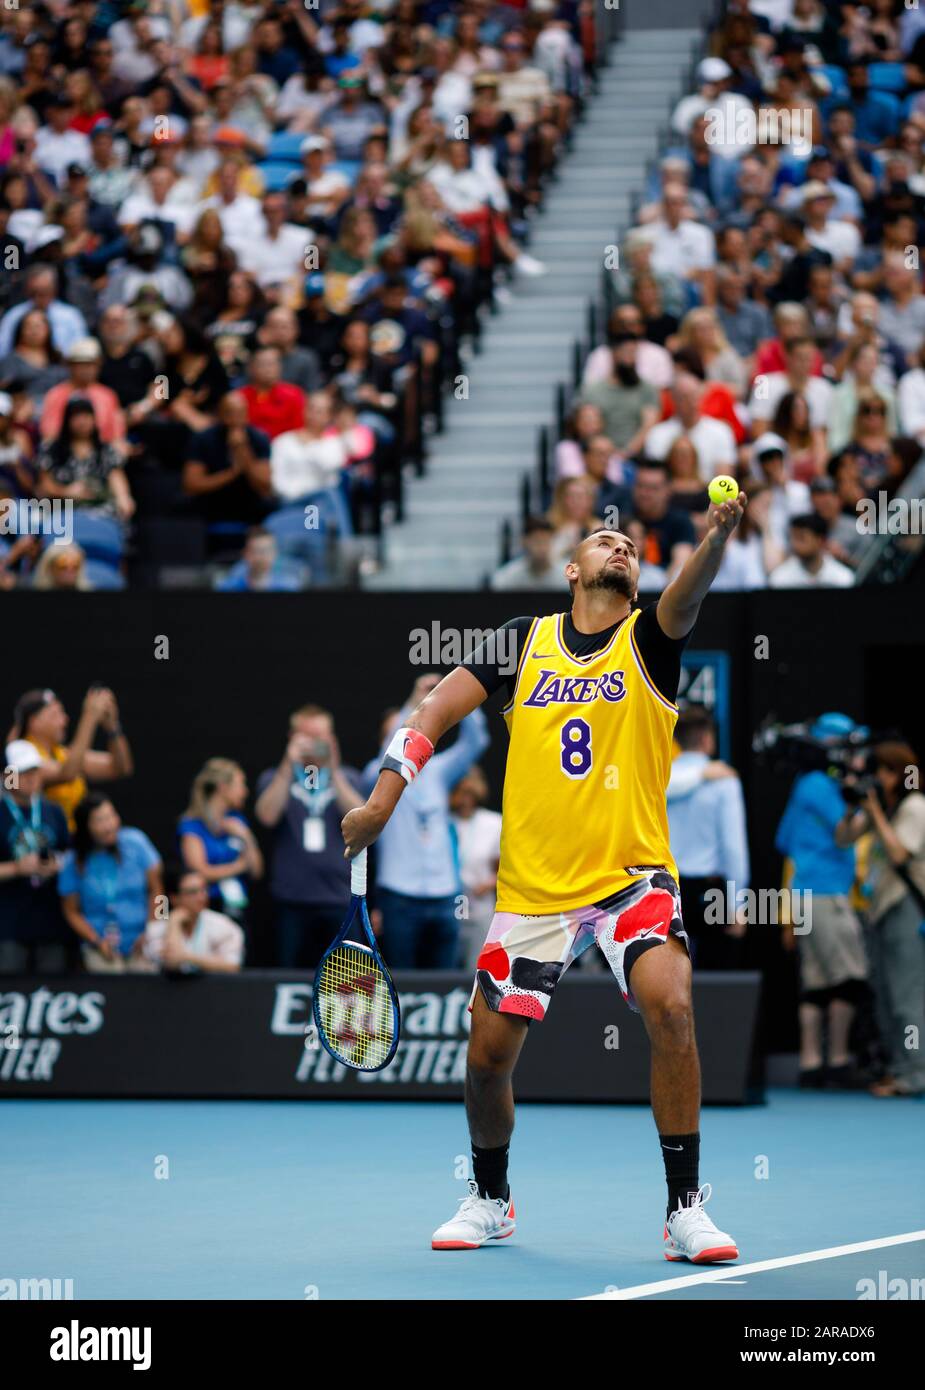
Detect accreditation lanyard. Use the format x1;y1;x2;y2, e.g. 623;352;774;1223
297;766;331;853
3;794;44;854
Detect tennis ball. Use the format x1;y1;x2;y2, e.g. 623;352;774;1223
708;475;739;506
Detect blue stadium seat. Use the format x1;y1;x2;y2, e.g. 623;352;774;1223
818;65;849;100
869;62;906;93
70;512;124;565
265;132;306;164
84;559;126;590
258;161;302;192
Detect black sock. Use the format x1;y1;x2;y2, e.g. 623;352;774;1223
659;1132;700;1220
472;1143;510;1202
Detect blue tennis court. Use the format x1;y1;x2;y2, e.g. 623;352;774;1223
3;1091;922;1301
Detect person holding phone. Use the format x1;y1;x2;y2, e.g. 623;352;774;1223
255;704;364;968
9;685;134;831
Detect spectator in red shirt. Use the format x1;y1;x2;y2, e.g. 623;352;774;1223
40;337;126;448
240;347;306;441
753;302;824;383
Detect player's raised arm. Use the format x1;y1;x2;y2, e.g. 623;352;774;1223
341;666;488;859
656;493;746;639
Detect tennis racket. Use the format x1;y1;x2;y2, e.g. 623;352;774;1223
311;848;400;1072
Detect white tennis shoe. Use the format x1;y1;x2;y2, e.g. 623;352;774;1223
663;1183;739;1263
431;1180;516;1250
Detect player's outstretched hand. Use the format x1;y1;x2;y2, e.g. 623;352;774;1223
707;492;746;546
342;803;387;860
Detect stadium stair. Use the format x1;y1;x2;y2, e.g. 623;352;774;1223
363;16;711;591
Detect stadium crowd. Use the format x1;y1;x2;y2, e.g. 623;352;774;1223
0;679;497;976
492;0;925;591
2;682;923;1095
0;0;593;590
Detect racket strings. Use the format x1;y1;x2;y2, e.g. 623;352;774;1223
316;943;396;1069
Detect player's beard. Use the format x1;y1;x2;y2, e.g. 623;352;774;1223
585;564;635;600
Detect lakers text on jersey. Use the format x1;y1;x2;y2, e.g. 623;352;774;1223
495;610;679;913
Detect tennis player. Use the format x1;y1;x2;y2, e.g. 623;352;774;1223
342;495;745;1261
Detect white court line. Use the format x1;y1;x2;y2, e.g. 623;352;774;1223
583;1229;925;1300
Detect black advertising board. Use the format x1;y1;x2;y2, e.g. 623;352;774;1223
0;971;761;1103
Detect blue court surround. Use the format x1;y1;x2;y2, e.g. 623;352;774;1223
2;1091;922;1301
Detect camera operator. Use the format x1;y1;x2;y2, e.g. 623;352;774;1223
775;714;870;1089
254;704;364;970
836;741;925;1098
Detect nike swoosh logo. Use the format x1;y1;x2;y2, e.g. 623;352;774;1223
532;653;555;659
661;1144;684;1151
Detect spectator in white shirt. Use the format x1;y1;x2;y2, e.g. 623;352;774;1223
428;138;507;213
801;181;861;272
271;391;366;503
196;159;264;254
118;166;195;237
299;136;352;221
144;868;244;970
770;513;855;588
34;95;91;183
109;8;172;85
141;139;201;207
878;255;925;365
750;432;812;549
496;31;553;129
236;191;313;294
429;38;474;128
711;482;784;590
750;335;834;440
898;346;925;447
646;182;716;293
428;139;545;276
644;369;737;480
671;57;756;161
176;115;221;197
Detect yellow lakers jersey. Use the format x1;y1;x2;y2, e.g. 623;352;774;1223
495;609;679;913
